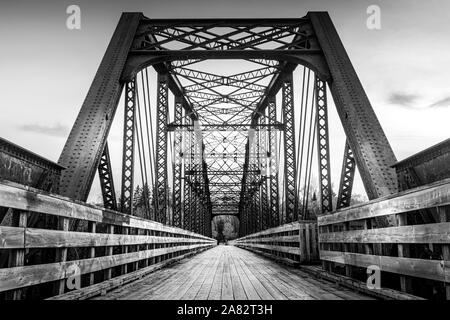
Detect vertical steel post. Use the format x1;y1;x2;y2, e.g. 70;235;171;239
268;97;280;227
315;76;333;214
282;74;298;222
120;78;136;214
173;97;183;227
155;73;169;224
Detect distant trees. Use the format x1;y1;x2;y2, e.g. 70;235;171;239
132;183;154;220
212;215;239;240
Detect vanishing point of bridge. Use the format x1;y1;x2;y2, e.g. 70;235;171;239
0;12;449;301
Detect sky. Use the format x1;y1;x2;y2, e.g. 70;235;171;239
0;0;449;201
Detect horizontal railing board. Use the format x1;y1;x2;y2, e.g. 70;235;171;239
319;222;450;244
236;243;301;255
0;226;24;248
234;235;300;243
236;221;316;240
320;250;450;283
0;226;214;249
318;179;450;226
0;243;213;292
0;180;212;240
235;245;300;265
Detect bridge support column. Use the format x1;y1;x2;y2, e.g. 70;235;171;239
268;97;280;228
259;118;269;231
120;78;136;214
155;73;169;224
172;97;183;228
282;74;298;223
315;77;333;214
183;118;192;231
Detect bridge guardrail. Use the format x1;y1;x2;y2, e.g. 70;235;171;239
318;178;450;300
230;221;319;265
0;179;215;300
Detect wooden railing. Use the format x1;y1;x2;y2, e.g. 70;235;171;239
0;180;215;300
231;221;319;265
318;178;450;300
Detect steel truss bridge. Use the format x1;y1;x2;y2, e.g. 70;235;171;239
0;12;449;301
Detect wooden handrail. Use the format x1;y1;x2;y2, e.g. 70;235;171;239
231;221;319;265
0;179;215;300
317;179;450;299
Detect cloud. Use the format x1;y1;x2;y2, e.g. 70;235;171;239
428;96;450;108
387;92;420;107
19;123;69;138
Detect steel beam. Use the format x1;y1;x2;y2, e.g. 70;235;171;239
98;142;118;211
336;141;356;209
309;12;398;203
58;13;142;202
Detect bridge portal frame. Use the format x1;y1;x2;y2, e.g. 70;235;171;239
57;12;398;235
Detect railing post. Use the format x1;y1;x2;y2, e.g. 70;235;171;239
6;210;27;300
56;217;69;295
88;221;96;285
438;206;450;299
121;227;129;275
104;225;114;280
397;213;413;293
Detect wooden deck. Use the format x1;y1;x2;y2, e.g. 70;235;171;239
93;245;373;300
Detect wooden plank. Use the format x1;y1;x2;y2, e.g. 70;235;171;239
237;243;300;256
195;247;223;299
207;250;225;300
0;243;213;292
230;248;260;300
234;251;274;299
318;180;450;226
0;226;25;248
181;249;220;300
23;228;213;248
319;222;450;244
320;250;450;282
239;251;288;300
237;235;300;243
221;247;234;300
153;250;209;300
227;248;247;300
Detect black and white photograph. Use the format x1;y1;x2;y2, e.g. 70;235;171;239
0;0;449;311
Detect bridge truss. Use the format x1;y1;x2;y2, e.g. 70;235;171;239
57;12;398;237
